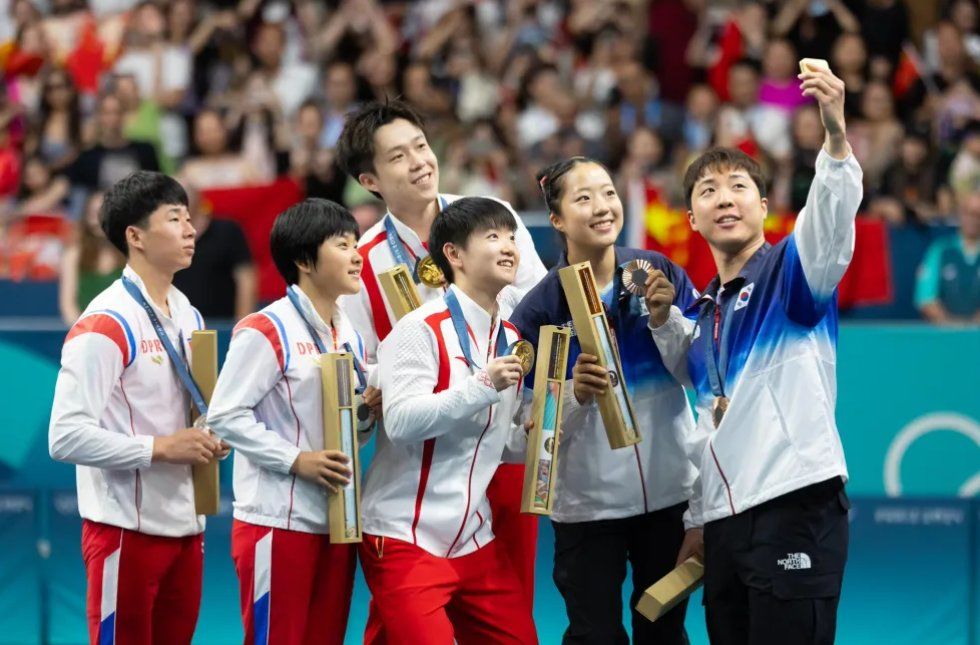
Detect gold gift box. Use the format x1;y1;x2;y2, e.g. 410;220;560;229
521;325;571;515
190;330;219;515
321;352;363;544
378;265;423;322
558;262;641;449
636;556;704;622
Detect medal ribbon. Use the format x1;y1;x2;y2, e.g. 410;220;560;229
700;294;734;398
383;196;448;284
444;289;507;370
286;286;367;393
122;276;208;417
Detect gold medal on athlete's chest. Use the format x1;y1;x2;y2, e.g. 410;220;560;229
506;340;535;376
417;255;446;288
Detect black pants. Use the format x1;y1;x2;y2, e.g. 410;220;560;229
703;478;850;645
552;503;690;644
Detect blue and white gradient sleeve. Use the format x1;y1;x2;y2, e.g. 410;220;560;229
782;149;863;324
649;306;696;388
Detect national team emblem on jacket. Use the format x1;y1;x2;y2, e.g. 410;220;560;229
734;283;755;311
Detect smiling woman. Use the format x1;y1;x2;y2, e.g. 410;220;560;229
509;156;700;643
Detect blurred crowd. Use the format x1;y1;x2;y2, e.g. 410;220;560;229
0;0;977;323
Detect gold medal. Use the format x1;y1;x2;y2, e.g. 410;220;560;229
506;340;535;376
712;396;729;429
417;255;446;288
622;259;653;296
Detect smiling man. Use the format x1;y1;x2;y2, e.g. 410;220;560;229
646;65;863;644
49;171;226;644
336;100;546;611
358;197;536;643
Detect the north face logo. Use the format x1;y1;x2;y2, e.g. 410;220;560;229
777;552;812;570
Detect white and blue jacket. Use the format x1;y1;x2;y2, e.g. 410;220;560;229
652;149;863;528
510;247;699;523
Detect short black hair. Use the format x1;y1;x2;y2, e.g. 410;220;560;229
100;171;188;256
270;198;359;285
430;197;516;284
683;147;767;209
336;98;426;182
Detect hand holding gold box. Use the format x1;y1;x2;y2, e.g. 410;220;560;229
321;353;362;544
558;262;641;449
521;325;571;515
636;556;704;622
378;265;423;322
190;330;219;515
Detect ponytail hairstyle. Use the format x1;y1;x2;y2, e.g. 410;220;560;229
535;156;615;247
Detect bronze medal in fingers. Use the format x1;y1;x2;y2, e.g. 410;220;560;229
712;396;729;429
417;255;447;288
622;259;653;296
505;340;535;376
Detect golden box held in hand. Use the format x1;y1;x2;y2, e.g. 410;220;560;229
636;556;704;622
321;352;362;544
190;330;219;515
378;265;423;322
521;325;571;515
558;262;641;449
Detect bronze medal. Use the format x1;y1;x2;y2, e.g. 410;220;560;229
622;259;653;296
712;396;729;429
506;340;535;376
417;255;446;288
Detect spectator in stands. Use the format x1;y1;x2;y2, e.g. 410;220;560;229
246;21;316;120
440;120;516;204
113;0;190;162
57;191;124;324
915;192;980;324
350;199;384;236
171;186;256;321
772;0;859;62
178;107;274;190
832;32;869;118
756;39;809;160
715;59;768;153
319;60;360;149
848;81;904;191
856;0;910;66
948;119;980;197
873;131;943;225
66;92;159;198
26;68;82;174
682;83;718;155
786;104;825;212
902;21;980;140
113;73;171;174
14;155;69;218
291;99;346;203
608;59;685;154
924;0;980;70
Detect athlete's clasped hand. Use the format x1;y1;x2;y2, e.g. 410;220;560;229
487;355;523;391
152;427;225;465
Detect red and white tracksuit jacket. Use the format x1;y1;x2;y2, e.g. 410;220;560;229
339;194;547;364
49;265;205;537
206;285;372;534
361;285;528;558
